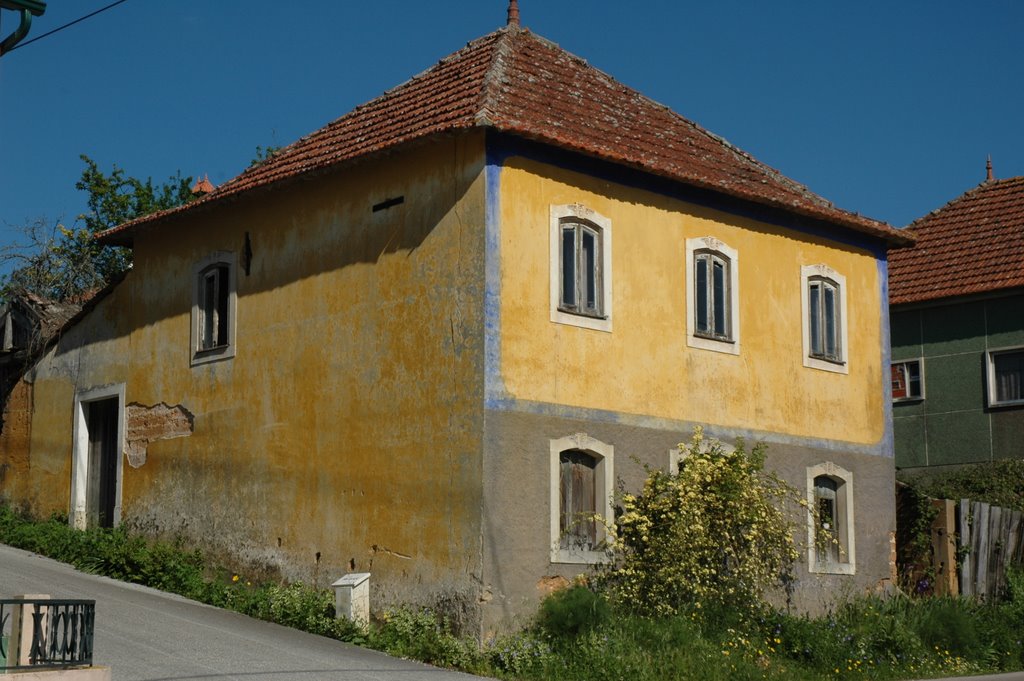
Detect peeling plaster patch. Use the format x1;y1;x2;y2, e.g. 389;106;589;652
536;575;569;595
125;402;194;468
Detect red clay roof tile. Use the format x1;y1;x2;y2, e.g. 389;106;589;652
889;176;1024;305
99;27;908;246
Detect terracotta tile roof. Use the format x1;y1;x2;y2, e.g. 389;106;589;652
889;176;1024;305
190;174;215;195
99;26;908;246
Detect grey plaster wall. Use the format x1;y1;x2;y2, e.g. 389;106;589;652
480;408;895;633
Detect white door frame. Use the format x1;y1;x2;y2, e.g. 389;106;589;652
70;383;126;530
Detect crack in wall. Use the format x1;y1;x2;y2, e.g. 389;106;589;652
125;402;194;468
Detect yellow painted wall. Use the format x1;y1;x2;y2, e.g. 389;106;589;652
14;133;489;602
497;156;885;445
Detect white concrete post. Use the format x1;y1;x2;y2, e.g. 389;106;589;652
10;594;49;667
331;573;370;624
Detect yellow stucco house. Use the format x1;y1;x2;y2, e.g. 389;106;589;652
0;11;911;634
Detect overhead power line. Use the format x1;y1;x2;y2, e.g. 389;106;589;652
7;0;131;52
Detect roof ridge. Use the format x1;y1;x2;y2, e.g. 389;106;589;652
474;26;517;126
906;174;1024;231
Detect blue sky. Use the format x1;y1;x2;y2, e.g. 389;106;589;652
1;0;1022;253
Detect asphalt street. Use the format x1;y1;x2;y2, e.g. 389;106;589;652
0;543;486;681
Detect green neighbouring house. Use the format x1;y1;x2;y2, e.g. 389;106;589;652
888;170;1024;471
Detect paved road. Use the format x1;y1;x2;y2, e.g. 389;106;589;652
1;543;487;681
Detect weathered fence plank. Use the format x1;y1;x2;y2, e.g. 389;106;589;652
974;502;990;598
958;499;973;597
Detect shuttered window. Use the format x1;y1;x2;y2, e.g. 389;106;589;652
808;276;842;362
191;252;237;366
559;220;604;318
198;264;230;351
559;449;598;551
814;475;841;566
694;249;731;340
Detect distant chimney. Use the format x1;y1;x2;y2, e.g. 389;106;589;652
986;155;994;182
507;0;520;27
191;174;215;196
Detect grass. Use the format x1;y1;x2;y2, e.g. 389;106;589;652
3;504;1024;680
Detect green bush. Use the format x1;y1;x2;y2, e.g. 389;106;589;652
599;428;802;617
536;585;609;640
910;597;985;658
485;631;554;677
368;607;481;670
899;459;1024;513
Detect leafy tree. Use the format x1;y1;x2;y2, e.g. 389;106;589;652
1;156;192;301
74;154;193;284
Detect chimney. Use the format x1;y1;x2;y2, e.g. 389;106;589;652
986;155;994;182
507;0;520;27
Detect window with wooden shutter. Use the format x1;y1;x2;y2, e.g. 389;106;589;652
559;449;597;551
549;433;613;563
806;463;855;574
191;252;237;366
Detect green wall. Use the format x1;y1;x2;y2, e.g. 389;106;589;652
891;292;1024;469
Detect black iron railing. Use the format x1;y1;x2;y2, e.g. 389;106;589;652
0;598;94;670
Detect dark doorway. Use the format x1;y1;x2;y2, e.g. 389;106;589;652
85;397;119;528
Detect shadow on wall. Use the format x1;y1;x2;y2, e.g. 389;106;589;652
48;137;483;359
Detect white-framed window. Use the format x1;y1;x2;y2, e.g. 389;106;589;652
550;433;614;564
891;359;924;401
550;204;612;332
806;462;855;575
987;346;1024;408
801;265;848;373
685;237;739;355
191;251;237;366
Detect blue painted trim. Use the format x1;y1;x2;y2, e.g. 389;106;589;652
487;132;890;259
483;396;890;458
878;257;895;459
483;146;507;402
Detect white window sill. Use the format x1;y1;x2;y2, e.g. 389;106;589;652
688;333;739;356
804;355;848;374
550;548;610;565
810;561;855;576
191;344;236;367
551;308;612;333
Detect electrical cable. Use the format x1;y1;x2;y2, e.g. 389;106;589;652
6;0;131;52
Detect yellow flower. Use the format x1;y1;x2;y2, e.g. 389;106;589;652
232;574;239;582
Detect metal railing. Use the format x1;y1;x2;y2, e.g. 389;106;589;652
0;598;95;670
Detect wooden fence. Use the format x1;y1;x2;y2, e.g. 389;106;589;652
957;499;1024;598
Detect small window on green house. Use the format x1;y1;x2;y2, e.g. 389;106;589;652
891;360;923;401
988;347;1024;407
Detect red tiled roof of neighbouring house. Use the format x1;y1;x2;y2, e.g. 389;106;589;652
889;176;1024;305
98;26;909;246
190;174;215;195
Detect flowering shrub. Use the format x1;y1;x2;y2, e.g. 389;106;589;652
601;427;802;616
